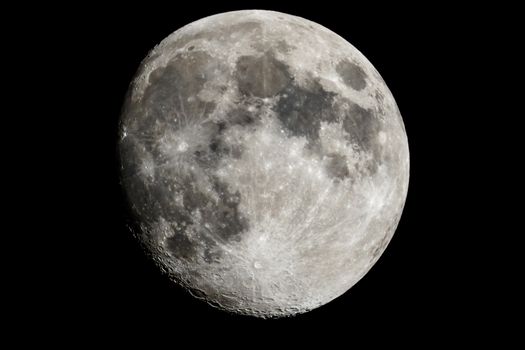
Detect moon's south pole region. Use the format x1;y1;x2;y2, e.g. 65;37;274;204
119;10;409;318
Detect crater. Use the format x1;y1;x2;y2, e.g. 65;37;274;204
336;59;367;91
167;232;197;260
275;40;294;54
183;184;209;212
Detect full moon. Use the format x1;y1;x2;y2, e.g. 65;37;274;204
119;10;409;318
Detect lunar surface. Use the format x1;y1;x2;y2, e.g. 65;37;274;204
119;10;409;318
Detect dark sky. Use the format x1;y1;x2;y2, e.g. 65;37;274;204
15;1;508;340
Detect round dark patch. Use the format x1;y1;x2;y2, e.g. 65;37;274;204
336;59;367;91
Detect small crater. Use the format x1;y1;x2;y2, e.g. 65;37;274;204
203;248;221;264
183;185;209;212
167;233;197;260
336;59;367;91
187;45;195;51
275;40;294;53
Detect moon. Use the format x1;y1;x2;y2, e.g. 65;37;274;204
119;10;409;318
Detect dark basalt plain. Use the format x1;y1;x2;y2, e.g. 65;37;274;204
121;50;385;259
336;59;368;91
235;52;292;98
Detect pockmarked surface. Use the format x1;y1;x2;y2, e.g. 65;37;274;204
119;10;409;318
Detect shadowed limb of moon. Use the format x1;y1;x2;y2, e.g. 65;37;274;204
119;10;409;318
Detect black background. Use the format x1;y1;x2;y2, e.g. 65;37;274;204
22;1;508;338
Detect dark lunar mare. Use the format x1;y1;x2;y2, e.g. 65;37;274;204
120;51;258;263
274;76;338;142
342;104;383;174
251;52;384;180
235;51;292;98
121;42;387;264
324;153;351;180
336;59;368;91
